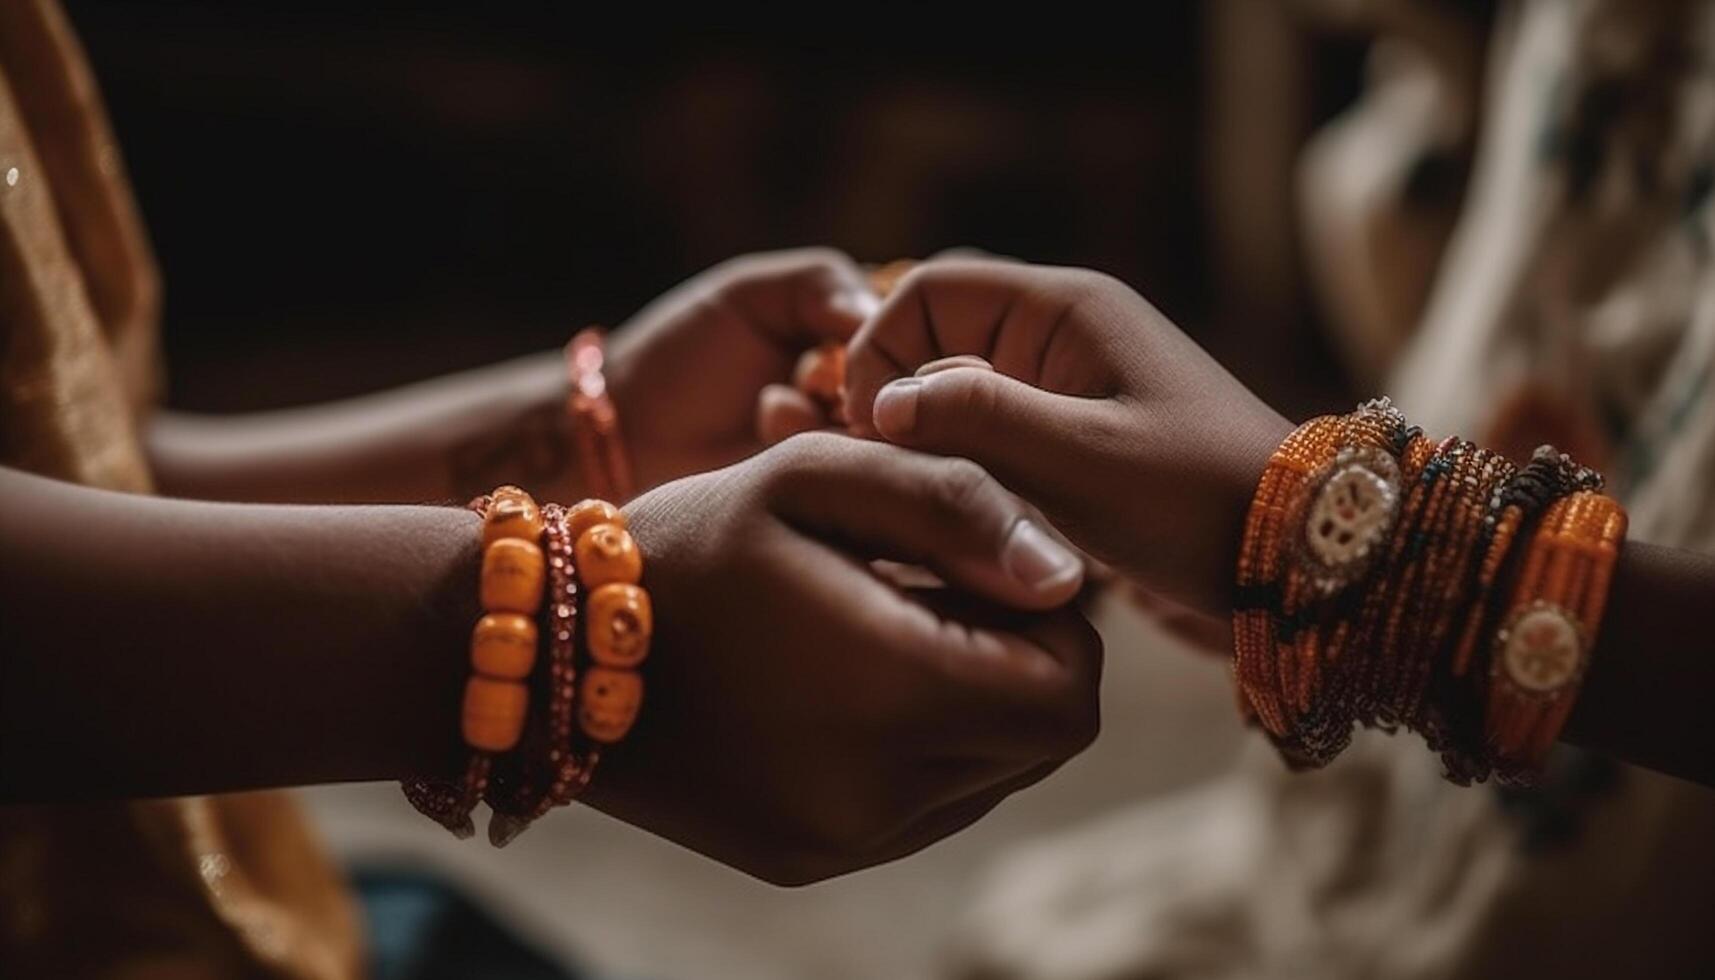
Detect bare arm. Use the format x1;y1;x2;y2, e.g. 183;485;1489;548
146;350;574;505
840;259;1715;790
1565;542;1715;787
0;465;477;801
144;248;891;508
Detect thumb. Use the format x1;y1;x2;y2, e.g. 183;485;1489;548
870;367;1105;504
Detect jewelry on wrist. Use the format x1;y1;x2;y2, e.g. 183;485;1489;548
1232;400;1625;784
403;486;652;843
566;328;635;502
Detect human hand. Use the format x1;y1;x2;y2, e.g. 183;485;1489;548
843;258;1293;617
604;248;878;493
585;433;1099;885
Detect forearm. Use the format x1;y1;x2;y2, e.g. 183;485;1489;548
1564;542;1715;787
0;466;480;802
146;350;580;505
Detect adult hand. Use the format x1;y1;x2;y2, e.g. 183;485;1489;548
589;434;1099;884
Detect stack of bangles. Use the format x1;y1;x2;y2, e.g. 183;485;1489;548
1234;398;1623;784
404;332;652;844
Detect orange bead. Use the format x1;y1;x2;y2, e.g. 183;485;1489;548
491;484;530;502
471;612;538;680
578;667;642;743
576;523;642;588
566;498;626;542
482;493;544;548
868;258;917;299
462;676;528;751
792;342;846;403
481;538;545;613
586;583;652;668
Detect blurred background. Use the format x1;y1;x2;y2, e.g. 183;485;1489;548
58;2;1572;979
67;0;1376;419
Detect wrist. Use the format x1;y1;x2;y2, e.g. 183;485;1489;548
446;351;590;503
1216;406;1295;609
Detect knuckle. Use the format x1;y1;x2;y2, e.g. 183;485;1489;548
1062;266;1122;295
719;247;850;284
1035;266;1119;309
757;432;849;499
943;370;1000;423
782;245;849;271
927;457;994;519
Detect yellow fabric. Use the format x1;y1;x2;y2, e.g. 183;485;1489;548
0;2;362;976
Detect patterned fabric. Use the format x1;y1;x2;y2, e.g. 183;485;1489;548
951;2;1715;977
0;2;362;976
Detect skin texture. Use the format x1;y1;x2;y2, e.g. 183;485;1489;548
147;249;879;506
0;437;1097;885
819;257;1715;790
7;248;1099;884
841;258;1294;619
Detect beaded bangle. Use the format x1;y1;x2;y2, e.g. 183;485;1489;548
1233;400;1412;763
1484;490;1625;779
481;502;568;844
566;328;636;502
574;508;652;746
1232;402;1622;784
403;486;547;838
487;498;643;847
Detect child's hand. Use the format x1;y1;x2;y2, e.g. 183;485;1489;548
594;433;1098;884
843;258;1292;617
606;249;877;493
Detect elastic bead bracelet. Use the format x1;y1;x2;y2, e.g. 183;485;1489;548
574;512;651;745
566;329;635;503
403;487;547;838
789;260;913;423
488;498;644;847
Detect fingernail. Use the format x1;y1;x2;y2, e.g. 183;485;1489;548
830;289;881;321
915;355;993;377
1002;519;1083;593
873;378;922;438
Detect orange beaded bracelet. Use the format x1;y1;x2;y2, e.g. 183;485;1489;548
405;487;652;843
1484;490;1626;779
1234;400;1625;785
566;328;636;502
790;259;913;424
573;507;651;745
403;486;547;838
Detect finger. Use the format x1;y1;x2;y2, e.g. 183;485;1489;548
765;434;1085;609
915;355;994;377
901;588;1104;761
869;366;1115;512
715;247;878;348
756;384;828;446
845;258;1079;438
926;246;1023;264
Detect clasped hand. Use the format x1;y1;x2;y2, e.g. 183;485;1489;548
584;251;1099;884
596;251;1292;883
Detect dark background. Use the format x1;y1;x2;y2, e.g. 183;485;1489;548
66;2;1367;415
